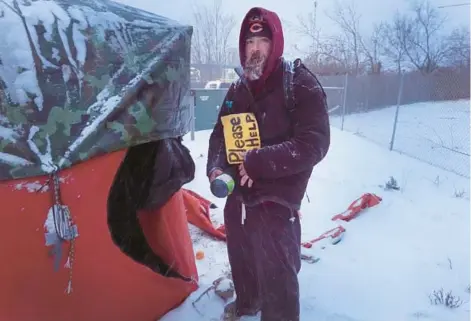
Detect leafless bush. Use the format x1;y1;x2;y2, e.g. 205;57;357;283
454;189;466;198
385;176;400;191
429;288;463;308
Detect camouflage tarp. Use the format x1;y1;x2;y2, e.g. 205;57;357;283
0;0;193;181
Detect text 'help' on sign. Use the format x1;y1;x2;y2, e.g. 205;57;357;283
221;112;261;164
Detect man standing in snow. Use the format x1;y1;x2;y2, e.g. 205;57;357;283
206;7;330;321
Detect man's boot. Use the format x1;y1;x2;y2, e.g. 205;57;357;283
221;301;240;321
221;301;260;321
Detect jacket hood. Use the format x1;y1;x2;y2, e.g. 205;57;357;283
239;7;284;83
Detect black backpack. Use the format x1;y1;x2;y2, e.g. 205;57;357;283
282;58;327;115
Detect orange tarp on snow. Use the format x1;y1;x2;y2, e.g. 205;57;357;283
182;189;226;241
0;150;198;321
331;193;382;222
183;191;382;249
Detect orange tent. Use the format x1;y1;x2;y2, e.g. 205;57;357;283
0;0;206;320
0;150;205;321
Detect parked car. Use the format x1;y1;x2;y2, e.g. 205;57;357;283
204;80;233;89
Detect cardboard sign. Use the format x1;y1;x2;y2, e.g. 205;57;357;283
221;113;261;164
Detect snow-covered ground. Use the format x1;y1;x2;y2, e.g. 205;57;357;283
329;99;470;178
161;125;470;321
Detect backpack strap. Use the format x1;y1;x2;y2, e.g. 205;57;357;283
282;58;295;113
282;58;306;112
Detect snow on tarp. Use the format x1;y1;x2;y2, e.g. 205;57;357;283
0;0;193;181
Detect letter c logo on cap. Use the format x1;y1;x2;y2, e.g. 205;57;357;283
249;22;263;33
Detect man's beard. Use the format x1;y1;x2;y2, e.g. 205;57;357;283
244;51;267;81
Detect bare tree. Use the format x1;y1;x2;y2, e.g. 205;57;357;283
444;27;470;68
377;13;411;73
295;0;367;74
190;0;235;66
292;3;354;74
326;0;363;74
317;35;360;74
400;0;449;73
294;8;322;64
359;25;382;74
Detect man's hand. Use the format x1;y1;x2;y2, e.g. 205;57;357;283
209;168;223;183
239;162;253;188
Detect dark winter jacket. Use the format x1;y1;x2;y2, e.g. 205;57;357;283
206;7;330;210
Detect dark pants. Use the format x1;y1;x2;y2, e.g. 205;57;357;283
224;195;301;321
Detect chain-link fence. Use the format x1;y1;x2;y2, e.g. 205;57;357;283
189;63;470;177
323;67;470;177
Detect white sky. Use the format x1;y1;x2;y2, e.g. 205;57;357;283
115;0;470;59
